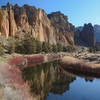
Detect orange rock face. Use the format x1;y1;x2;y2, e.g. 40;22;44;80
0;3;17;38
0;3;75;46
0;8;9;38
48;11;75;46
9;6;17;36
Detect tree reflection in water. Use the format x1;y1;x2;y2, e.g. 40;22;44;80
22;61;76;100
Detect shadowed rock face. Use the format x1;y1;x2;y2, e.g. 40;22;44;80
75;23;95;47
0;3;75;46
94;25;100;42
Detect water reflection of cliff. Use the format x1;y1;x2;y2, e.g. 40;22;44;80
22;61;76;100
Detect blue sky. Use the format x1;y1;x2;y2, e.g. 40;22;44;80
0;0;100;27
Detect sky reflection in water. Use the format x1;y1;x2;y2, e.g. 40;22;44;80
46;77;100;100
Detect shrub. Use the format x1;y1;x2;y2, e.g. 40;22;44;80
89;46;100;53
52;44;58;53
57;43;63;52
63;46;68;52
35;40;42;53
8;37;15;54
65;46;75;52
15;34;36;54
0;43;4;56
42;42;48;53
95;46;100;51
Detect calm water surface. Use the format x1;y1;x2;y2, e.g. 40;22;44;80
22;61;100;100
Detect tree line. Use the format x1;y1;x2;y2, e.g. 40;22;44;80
0;34;75;55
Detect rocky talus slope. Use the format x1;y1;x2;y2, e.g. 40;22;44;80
0;3;75;46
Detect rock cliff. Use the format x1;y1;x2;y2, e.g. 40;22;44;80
94;25;100;42
0;3;75;46
75;23;95;47
48;11;74;45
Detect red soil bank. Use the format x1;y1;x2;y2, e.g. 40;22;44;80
8;55;44;70
25;55;44;67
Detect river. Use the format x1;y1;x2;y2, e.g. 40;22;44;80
22;61;100;100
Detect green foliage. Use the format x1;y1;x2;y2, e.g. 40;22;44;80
8;37;15;54
0;43;4;56
95;46;100;51
65;45;75;52
47;43;52;53
57;43;63;52
15;39;25;54
89;46;100;53
63;46;67;52
6;34;75;54
52;44;58;53
89;47;96;53
23;38;36;54
42;42;51;53
15;34;36;54
35;40;42;53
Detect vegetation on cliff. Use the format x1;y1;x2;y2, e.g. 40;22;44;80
0;43;4;56
0;34;75;55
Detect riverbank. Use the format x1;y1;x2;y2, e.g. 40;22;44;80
61;56;100;77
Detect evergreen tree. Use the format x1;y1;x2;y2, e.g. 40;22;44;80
15;39;25;54
36;40;42;53
23;37;36;54
47;43;52;53
42;42;49;53
8;37;15;54
57;43;63;52
63;46;67;52
15;34;36;54
0;43;4;56
52;44;58;53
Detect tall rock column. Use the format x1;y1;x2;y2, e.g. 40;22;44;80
0;8;9;38
80;23;95;47
7;3;17;37
75;23;95;47
0;3;17;38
